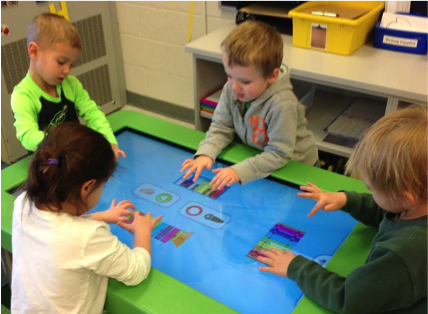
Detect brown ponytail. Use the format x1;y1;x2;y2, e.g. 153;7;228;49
23;122;116;211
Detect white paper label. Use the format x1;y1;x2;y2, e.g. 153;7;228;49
383;35;418;48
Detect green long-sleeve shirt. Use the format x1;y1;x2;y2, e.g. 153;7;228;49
11;73;117;152
288;192;427;314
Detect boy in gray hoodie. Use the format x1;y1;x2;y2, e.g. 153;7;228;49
181;20;318;189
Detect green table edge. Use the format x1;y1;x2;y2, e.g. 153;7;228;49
1;110;376;314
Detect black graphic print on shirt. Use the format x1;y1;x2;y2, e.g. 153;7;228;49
38;87;79;132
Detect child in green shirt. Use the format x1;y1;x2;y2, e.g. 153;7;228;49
11;13;125;160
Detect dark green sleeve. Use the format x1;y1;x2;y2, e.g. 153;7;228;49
288;249;416;314
342;191;386;228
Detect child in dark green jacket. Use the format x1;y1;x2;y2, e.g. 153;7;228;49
258;105;427;314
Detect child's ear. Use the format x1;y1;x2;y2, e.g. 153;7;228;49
28;42;40;60
81;179;96;198
267;68;280;84
403;191;416;208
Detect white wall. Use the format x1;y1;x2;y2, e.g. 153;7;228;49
116;1;235;110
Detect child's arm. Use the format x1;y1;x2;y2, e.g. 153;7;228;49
118;212;162;256
195;84;235;162
181;84;235;183
298;182;385;227
258;247;421;314
88;198;135;223
181;155;214;182
111;144;126;160
11;90;45;151
82;212;162;286
341;191;385;227
70;77;123;155
210;167;240;190
298;182;347;217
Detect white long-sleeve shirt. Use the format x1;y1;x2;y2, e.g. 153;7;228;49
11;192;151;314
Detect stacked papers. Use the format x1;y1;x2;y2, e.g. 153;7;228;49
380;12;428;33
324;98;386;141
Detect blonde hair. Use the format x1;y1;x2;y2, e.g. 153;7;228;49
346;105;428;203
27;13;82;50
221;20;283;78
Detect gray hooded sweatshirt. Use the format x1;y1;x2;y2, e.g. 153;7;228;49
196;65;318;185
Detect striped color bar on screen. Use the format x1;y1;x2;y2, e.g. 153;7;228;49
128;214;193;247
175;174;229;200
247;222;305;262
152;220;193;247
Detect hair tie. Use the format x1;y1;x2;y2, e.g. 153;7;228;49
48;158;59;165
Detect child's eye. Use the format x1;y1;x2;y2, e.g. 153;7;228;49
241;81;250;85
57;60;65;65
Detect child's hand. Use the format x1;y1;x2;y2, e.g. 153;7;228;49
118;211;162;235
210;167;240;190
257;248;296;277
111;144;126;161
181;155;213;181
297;182;347;217
96;198;136;223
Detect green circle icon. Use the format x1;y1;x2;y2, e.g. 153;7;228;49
156;193;173;203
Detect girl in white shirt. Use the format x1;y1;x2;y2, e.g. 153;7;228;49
11;122;162;314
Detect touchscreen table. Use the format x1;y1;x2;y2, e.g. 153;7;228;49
88;130;357;314
1;111;375;314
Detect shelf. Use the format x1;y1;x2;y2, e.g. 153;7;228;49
200;111;214;120
187;24;427;160
239;2;294;19
186;24;428;103
306;90;355;157
397;99;418;110
305;89;387;158
193;58;227;131
198;79;388;158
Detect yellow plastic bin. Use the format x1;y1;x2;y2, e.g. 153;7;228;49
289;1;384;55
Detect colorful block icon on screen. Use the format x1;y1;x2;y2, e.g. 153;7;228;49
133;183;179;207
175;174;229;200
247;223;305;264
127;211;193;247
179;202;230;229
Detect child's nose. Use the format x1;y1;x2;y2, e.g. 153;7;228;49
63;65;71;75
231;81;241;91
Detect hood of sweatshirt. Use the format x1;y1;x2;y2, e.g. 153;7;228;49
246;64;293;108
